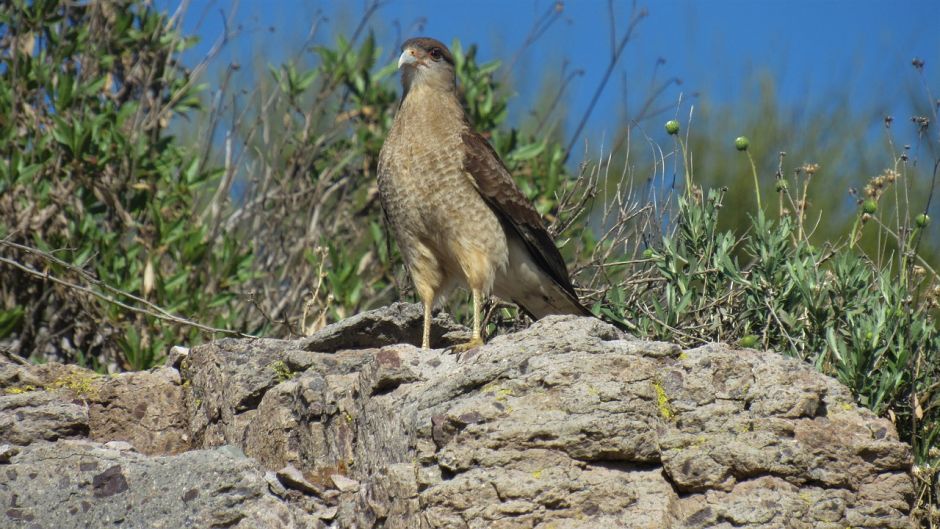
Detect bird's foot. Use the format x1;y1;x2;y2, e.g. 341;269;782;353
451;337;484;353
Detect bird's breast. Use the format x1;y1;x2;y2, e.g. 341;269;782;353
382;134;495;237
378;112;509;288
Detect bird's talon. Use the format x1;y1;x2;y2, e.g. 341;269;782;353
452;337;484;353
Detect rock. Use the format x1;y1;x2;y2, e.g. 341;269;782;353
277;464;324;495
0;349;42;388
0;306;915;528
0;443;19;462
180;335;373;458
89;366;190;454
164;345;190;369
0;440;319;528
300;301;469;351
330;473;360;493
103;440;135;451
0;358;190;455
178;313;913;528
0;390;89;444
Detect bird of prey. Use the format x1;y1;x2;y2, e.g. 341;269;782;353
377;37;592;350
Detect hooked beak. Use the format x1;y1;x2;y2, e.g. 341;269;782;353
398;47;420;69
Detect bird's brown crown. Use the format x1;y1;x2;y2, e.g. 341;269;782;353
401;37;454;66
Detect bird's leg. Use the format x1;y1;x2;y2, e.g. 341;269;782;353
471;288;483;343
454;288;485;352
422;299;432;350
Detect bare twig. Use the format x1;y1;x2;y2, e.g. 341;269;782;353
0;248;251;338
565;1;648;157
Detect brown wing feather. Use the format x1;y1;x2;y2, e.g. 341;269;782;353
460;130;581;301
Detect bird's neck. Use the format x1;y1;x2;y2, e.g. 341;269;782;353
397;82;466;136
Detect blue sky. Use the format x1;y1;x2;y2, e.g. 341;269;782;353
162;0;940;156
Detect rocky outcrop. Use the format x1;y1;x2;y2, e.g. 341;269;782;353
3;441;317;527
0;303;914;528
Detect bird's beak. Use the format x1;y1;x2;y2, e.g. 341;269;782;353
398;48;419;69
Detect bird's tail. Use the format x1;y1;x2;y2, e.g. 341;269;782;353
513;282;631;334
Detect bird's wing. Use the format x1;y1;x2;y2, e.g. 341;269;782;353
460;130;580;299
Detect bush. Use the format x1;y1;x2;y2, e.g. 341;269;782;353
0;0;254;370
599;120;939;520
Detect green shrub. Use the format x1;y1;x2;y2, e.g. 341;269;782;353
0;0;254;369
603;117;939;518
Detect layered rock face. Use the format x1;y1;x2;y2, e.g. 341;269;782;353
0;303;914;528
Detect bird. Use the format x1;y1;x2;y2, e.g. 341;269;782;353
377;37;593;350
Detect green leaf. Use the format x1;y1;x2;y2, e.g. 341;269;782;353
182;157;200;185
0;307;25;339
508;142;546;162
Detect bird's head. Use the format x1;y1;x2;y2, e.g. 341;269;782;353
398;37;456;96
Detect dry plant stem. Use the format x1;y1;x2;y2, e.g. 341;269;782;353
911;351;924;465
207;4;384;330
636;304;703;344
502;1;564;83
0;253;249;338
677;135;691;197
746;150;762;212
157;3;241;130
565;1;647;157
533;63;583;138
764;297;800;356
780;179;812;247
301;247;330;336
869;216;940;280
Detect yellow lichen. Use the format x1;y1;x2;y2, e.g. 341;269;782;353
653;380;675;421
269;360;294;382
531;469;542;479
735;421;754;434
481;381;501;394
490;386;515;404
48;372;102;398
4;385;37;395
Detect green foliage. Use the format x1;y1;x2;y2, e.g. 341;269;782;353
607;123;939;511
625;183;940;451
0;0;254;369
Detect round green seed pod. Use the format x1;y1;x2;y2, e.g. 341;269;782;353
775;180;788;192
862;199;878;215
915;213;930;228
643;248;655;259
735;136;750;151
665;120;680;135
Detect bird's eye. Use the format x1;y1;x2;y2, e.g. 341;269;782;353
429;48;442;61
